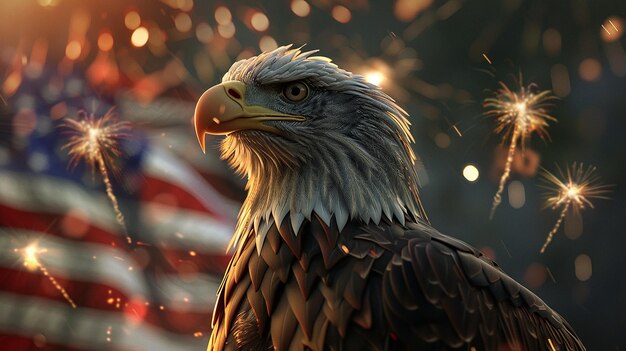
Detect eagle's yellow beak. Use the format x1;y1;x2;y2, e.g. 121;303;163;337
194;81;305;153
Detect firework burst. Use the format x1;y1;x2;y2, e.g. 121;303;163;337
539;163;611;253
484;81;557;219
63;109;132;243
15;242;77;308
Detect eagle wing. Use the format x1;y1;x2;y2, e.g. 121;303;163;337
369;220;586;350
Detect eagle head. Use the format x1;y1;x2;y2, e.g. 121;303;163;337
194;45;426;250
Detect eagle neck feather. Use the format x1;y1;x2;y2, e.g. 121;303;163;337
229;143;423;254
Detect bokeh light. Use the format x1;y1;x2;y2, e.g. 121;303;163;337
290;0;310;17
579;58;602;81
507;180;525;209
462;164;479;182
214;6;232;25
575;254;592;281
601;16;623;42
131;26;149;47
259;35;278;52
250;12;269;32
365;71;385;86
124;11;141;30
97;32;114;52
175;12;192;32
195;22;214;44
65;40;82;60
331;5;351;24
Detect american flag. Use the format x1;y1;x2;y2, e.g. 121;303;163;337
0;63;240;350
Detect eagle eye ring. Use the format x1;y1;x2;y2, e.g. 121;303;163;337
282;82;309;102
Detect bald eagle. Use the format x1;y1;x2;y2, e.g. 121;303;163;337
194;46;585;351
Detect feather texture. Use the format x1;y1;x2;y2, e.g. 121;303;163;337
208;216;586;351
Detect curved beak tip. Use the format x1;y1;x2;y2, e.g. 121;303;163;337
197;133;207;154
194;115;207;154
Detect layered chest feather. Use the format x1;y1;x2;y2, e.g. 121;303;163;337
209;216;394;351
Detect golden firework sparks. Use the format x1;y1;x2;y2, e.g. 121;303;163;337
484;81;557;219
63;109;132;243
15;242;77;308
539;163;611;253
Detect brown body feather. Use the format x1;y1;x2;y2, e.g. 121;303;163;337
208;215;585;351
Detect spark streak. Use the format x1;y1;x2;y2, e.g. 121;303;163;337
16;243;77;308
63;109;132;243
539;163;610;253
484;82;556;218
482;53;492;64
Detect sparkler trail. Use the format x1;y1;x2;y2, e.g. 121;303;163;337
16;243;77;308
97;152;127;236
484;81;557;219
63;109;132;243
539;163;611;253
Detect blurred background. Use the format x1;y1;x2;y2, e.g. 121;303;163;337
0;0;624;350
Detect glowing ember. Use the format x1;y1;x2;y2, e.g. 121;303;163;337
484;81;556;219
16;242;77;308
63;109;132;243
539;163;610;253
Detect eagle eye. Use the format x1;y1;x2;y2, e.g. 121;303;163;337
282;82;308;102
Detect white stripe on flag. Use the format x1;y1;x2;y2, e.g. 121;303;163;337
0;171;119;234
141;202;232;251
144;145;240;220
0;291;206;351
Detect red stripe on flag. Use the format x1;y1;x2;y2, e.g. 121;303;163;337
0;333;95;351
0;267;214;335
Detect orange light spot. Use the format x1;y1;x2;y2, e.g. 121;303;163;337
579;58;602;81
196;22;214;43
125;11;141;30
175;12;192;32
331;5;351;24
291;0;311;17
251;12;269;32
65;40;82;60
214;6;232;25
217;22;235;38
259;35;278;52
98;32;114;52
2;71;22;96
